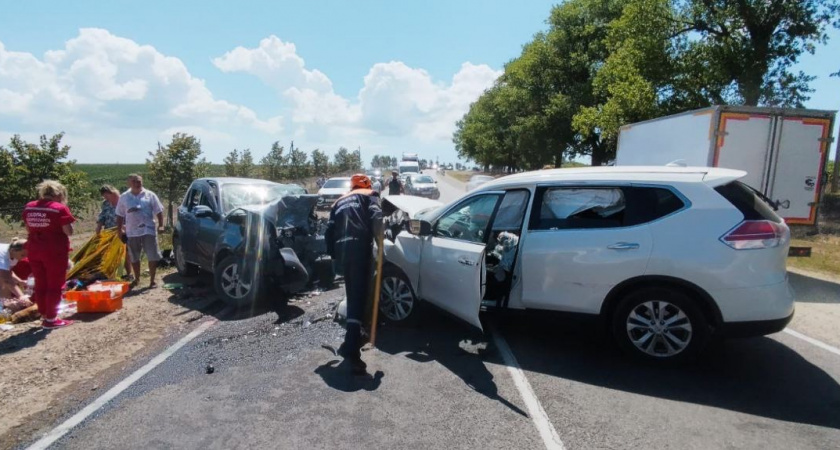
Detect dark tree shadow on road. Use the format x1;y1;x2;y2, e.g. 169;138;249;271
315;359;384;392
374;308;528;418
788;272;840;304
497;313;840;430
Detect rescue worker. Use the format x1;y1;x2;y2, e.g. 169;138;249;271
325;174;382;374
387;171;403;196
23;180;76;329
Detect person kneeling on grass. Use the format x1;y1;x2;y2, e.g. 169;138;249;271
115;174;166;289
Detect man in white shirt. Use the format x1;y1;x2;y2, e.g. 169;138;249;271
116;174;165;289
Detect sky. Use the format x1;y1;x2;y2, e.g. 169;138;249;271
0;1;838;165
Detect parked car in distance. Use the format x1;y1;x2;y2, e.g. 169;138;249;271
376;166;794;362
174;177;332;306
404;174;440;199
317;177;351;209
466;174;494;191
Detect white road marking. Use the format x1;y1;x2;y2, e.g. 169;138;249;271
489;323;565;450
783;328;840;357
27;315;223;450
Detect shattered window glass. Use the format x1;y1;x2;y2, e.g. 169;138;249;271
221;184;306;214
535;188;625;230
435;194;500;243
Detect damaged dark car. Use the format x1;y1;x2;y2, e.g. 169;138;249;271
174;178;333;306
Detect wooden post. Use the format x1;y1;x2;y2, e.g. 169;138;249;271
369;230;385;346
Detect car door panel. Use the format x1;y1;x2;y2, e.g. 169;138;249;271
195;186;224;268
178;189;200;264
521;227;652;313
419;236;486;330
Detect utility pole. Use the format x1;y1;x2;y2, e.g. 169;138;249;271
832;124;839;193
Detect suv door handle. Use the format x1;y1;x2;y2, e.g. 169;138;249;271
458;257;476;266
607;242;640;250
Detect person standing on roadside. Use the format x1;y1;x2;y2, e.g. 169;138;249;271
325;174;383;375
387;171;403;196
96;185;132;278
23;180;75;329
115;174;165;289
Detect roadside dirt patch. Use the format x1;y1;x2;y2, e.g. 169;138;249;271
0;270;223;449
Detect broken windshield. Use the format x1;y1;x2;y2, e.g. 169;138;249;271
221;183;306;214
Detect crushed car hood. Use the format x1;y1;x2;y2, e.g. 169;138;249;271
382;195;443;218
238;194;320;231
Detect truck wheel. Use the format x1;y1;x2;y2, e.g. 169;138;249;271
612;287;709;362
173;236;198;277
214;255;262;306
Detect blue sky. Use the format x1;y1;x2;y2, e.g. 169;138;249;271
0;1;837;165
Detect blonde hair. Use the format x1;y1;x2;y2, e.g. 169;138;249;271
99;184;119;196
9;237;27;252
36;180;68;200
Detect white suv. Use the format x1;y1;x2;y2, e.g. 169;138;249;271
378;166;794;361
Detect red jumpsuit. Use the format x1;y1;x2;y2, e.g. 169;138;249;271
23;200;75;321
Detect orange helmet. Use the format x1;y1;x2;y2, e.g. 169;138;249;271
350;173;372;190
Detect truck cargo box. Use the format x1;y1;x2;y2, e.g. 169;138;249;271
616;106;836;225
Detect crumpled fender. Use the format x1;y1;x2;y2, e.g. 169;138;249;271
278;248;309;294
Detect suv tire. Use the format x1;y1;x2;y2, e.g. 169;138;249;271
378;266;421;326
214;254;262;306
612;287;709;362
173;236;199;277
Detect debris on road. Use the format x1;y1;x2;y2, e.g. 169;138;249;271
206;364;215;374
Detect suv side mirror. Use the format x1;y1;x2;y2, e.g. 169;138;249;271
408;219;432;236
194;205;217;220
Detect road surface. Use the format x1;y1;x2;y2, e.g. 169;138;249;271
25;170;840;450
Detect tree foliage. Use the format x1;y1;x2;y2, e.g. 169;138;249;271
454;0;839;169
333;147;362;173
0;133;91;221
311;149;330;176
370;155;398;169
260;141;287;182
286;141;311;179
146;133;211;226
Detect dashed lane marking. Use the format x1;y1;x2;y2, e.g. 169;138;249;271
783;328;840;357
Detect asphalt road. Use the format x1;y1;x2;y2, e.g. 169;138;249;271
28;170;840;449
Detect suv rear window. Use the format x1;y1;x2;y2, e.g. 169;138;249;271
529;186;685;230
714;182;782;223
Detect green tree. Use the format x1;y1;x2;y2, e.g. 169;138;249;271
260;141;287;182
223;149;240;176
311;148;330;176
286;142;311;179
240;149;255;178
0;133;90;221
146;133;211;226
333;147;352;172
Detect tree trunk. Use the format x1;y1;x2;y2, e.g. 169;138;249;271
167;202;174;228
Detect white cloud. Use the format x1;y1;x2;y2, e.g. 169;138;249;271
212;36;501;152
0;29;283;161
0;30;499;163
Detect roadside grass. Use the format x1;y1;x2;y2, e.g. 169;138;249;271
788;235;840;277
449;171;475;183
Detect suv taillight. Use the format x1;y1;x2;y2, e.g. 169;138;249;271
721;220;786;250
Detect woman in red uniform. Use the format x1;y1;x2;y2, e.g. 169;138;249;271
23;180;76;329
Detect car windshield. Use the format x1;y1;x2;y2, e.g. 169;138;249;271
400;166;420;173
323;179;351;189
221;183;304;214
413;176;434;184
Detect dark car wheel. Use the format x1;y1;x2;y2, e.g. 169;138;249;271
378;266;420;325
173;236;199;277
214;254;262;306
612;287;709;362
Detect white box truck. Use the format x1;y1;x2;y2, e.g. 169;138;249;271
616;105;836;225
